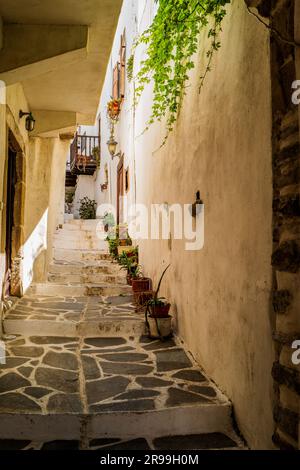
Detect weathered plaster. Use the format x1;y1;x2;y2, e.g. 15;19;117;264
95;0;275;449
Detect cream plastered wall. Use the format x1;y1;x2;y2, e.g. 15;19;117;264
0;82;69;299
92;0;154;223
137;0;274;449
73;175;96;219
94;0;275;449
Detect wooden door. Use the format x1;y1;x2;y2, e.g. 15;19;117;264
117;157;124;224
4;147;17;297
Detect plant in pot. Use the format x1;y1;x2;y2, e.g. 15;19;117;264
103;212;115;233
118;253;137;285
79;197;97;220
107;98;121;121
145;264;171;339
118;224;132;246
131;270;152;295
106;235;119;260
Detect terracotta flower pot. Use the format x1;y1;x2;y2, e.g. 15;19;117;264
119;239;128;246
132;277;151;293
133;290;153;307
150;303;171;318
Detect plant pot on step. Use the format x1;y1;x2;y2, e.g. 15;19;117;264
150;303;171;318
148;315;172;339
132;277;151;293
133;290;153;308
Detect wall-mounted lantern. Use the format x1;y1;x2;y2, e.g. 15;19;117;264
190;191;203;217
19;110;35;132
106;127;121;159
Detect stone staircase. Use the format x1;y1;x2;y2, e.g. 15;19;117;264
0;219;245;450
30;220;132;298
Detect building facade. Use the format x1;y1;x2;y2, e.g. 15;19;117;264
77;0;299;450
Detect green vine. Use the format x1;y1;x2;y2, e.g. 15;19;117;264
128;0;230;144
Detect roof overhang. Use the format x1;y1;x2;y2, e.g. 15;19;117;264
0;0;122;131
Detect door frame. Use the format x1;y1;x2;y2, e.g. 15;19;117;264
117;154;124;225
3;130;26;298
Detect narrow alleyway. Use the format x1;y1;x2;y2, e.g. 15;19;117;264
0;221;244;450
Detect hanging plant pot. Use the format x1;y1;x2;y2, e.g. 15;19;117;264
132;277;151;293
107;99;121;120
148;315;172;339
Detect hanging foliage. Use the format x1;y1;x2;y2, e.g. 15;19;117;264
128;0;230;144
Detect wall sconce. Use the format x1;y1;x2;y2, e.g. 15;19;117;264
106;125;121;159
189;190;203;217
19;110;36;132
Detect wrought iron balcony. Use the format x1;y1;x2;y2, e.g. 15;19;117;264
70;133;100;176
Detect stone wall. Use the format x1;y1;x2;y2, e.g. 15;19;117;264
247;0;300;450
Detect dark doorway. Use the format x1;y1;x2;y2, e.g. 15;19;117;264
4;145;17;297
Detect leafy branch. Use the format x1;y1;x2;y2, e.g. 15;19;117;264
128;0;230;145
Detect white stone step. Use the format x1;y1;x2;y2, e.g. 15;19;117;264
63;219;101;230
3;317;145;338
53;239;107;251
29;283;132;297
49;262;121;276
53;249;109;263
0;404;234;442
47;272;127;285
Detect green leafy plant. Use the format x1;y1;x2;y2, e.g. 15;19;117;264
147;264;171;307
79;197;97;220
128;0;230;144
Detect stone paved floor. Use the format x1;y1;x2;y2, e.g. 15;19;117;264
4;294;139;323
0;433;241;450
0;335;228;414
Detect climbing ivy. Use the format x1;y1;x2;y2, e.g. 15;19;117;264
128;0;230;144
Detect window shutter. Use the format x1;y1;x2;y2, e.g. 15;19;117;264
112;63;120;100
120;32;126;99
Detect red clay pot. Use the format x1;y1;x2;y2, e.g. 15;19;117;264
132;277;151;293
150;303;171;318
133;290;153;307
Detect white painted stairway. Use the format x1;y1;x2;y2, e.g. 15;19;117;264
29;220;132;297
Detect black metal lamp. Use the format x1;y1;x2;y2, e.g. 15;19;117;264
19;110;35;132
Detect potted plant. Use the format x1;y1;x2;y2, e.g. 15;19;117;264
131;274;152;294
145;265;172;339
92;146;100;167
79;197;97;220
103;212;115;233
118;253;138;285
107;98;121;120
